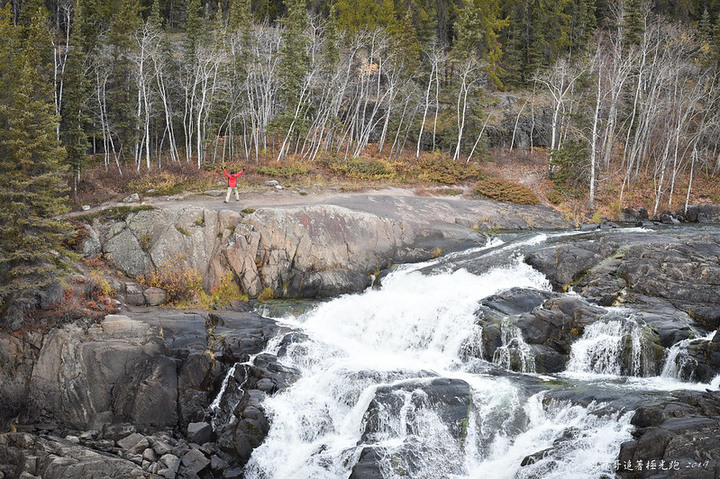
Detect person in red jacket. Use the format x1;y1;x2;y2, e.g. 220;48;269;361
223;166;244;203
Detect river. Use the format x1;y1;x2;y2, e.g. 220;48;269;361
221;229;720;478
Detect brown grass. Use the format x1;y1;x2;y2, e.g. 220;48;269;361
75;147;720;220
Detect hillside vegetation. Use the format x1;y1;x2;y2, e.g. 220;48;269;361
4;0;720;320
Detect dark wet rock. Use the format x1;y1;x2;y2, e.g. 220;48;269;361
518;296;606;347
627;303;696;348
186;422;214;445
349;447;385;479
681;332;720;383
360;377;472;444
526;244;604;290
112;355;178;428
178;352;214;426
276;331;310;357
515;296;606;373
213;354;300;466
481;287;557;316
352;377;471;478
0;309;293;479
209;312;280;362
617;390;720;479
622;207;649;223
527;232;720;333
180;448;210;476
480;321;503;360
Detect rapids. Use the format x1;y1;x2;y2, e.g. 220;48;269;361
217;230;720;478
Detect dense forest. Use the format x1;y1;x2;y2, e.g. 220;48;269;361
3;0;720;314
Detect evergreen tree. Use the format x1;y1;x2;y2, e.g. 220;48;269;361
453;0;507;87
335;0;396;36
105;0;141;164
0;4;71;317
622;0;645;49
567;0;596;54
61;0;92;203
499;0;573;86
277;0;308;115
229;0;254;69
323;4;340;75
390;8;421;77
184;0;203;58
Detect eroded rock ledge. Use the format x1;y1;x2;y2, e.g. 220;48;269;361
81;196;569;299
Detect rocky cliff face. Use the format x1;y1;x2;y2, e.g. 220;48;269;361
0;309;293;478
83;196;569;299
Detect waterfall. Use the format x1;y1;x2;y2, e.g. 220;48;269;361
661;330;717;380
565;315;659;377
492;321;536;373
235;249;636;478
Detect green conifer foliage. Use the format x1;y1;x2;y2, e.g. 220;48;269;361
453;0;507;87
0;4;71;315
278;0;309;116
61;0;92;203
106;0;142;162
622;0;645;48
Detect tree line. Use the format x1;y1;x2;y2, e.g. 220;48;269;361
6;0;720;191
3;0;720;318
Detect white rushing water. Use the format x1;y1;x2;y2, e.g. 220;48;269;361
661;330;717;380
239;241;637;479
565;314;659;377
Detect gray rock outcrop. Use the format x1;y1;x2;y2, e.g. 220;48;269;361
617;390;720;479
83;196;569;299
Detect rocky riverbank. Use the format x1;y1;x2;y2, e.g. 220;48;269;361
3;194;720;478
78;189;570;300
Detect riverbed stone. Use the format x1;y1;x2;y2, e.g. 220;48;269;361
186;422;213;445
618;390;720;479
144;287;167;306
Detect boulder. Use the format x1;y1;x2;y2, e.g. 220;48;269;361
112;355;178;428
186;422;214;445
516;296;607;373
0;433;149;479
143;287;167;306
125;282;146;306
117;432;150;454
352;377;472;478
213;354;300;466
209;312;280;362
480;287;557;316
28;315;174;430
180;448;210;476
617;391;720;478
681;332;720;383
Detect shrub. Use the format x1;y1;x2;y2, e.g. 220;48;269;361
199;273;248;308
137;255;203;304
325;156;395;180
474;177;540;205
549;140;589;199
88;270;115;300
396;152;482;184
417;152;482;184
127;168;214;197
257;287;276;302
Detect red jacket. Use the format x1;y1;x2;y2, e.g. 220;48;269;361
223;168;243;187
